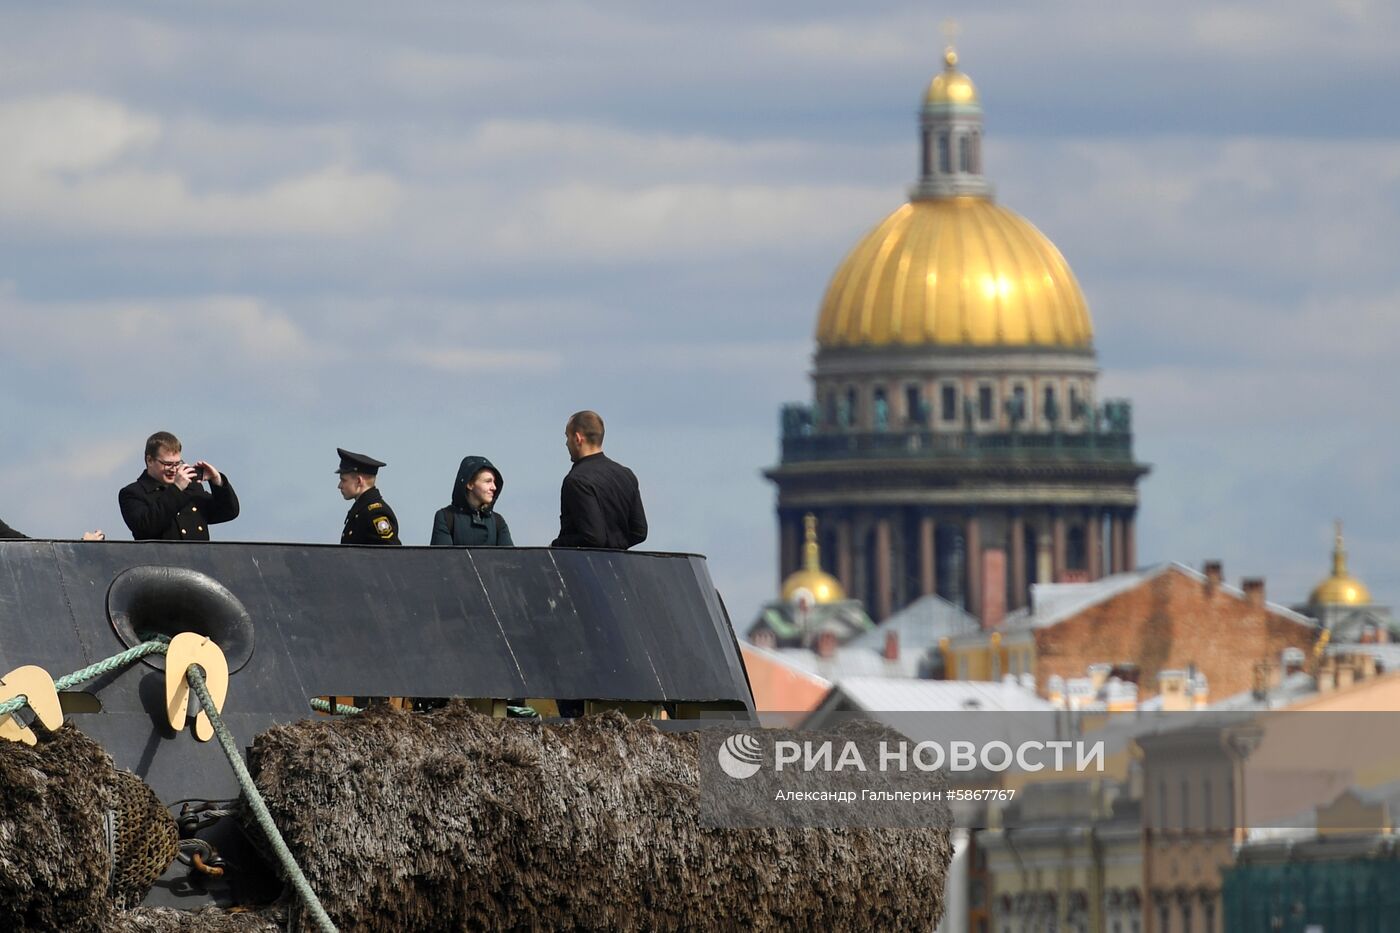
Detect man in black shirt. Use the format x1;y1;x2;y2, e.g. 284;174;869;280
118;431;238;541
551;410;647;550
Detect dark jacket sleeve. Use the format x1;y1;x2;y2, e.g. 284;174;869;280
120;483;190;540
204;476;240;525
553;475;607;548
495;514;514;547
625;479;647;548
430;508;453;545
0;518;26;539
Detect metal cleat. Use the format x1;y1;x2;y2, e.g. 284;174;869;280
165;633;229;742
0;665;63;745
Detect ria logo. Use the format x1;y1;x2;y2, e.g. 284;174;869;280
717;733;764;779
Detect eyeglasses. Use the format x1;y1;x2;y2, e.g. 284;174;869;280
151;457;184;469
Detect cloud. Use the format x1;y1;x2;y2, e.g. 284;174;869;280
395;343;562;373
0;94;400;238
0;95;159;174
0;290;324;376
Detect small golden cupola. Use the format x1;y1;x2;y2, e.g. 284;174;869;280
780;513;846;605
1309;521;1372;607
924;46;979;107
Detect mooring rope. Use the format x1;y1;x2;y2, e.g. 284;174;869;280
308;697;362;715
0;638;337;932
0;638;171;718
186;666;337;933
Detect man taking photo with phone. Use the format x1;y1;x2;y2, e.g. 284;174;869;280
119;431;240;541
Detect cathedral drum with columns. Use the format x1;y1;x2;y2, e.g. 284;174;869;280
767;47;1149;624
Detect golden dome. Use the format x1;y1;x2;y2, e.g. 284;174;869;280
1309;522;1371;606
816;197;1094;349
781;514;845;605
925;47;979;107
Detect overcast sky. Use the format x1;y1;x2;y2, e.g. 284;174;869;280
2;2;1397;623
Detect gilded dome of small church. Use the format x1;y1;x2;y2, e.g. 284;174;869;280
781;514;845;605
1309;523;1372;607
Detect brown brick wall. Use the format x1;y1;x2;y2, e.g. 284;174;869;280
1033;568;1318;700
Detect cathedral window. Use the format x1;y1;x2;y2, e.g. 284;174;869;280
959;134;971;173
941;384;958;422
938;134;951;174
921;131;932;176
906;384;926;424
1043;385;1058;423
1069;385;1081;420
978;384;994;421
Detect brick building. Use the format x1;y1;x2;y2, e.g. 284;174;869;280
944;561;1320;703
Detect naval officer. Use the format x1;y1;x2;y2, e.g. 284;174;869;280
336;448;401;545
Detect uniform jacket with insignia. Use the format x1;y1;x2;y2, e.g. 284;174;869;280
119;472;240;541
342;485;401;545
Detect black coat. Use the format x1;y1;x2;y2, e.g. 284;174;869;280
431;455;513;546
551;452;647;549
118;472;240;541
342;486;401;545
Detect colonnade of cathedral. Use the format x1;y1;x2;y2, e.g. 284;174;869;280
777;505;1138;622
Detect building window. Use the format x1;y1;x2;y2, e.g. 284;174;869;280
1204;902;1215;933
1181;901;1193;933
873;387;889;430
1069;385;1081;420
941;384;958;422
978;384;994;421
1043;385;1058;423
1009;384;1027;425
906;384;925;424
939;134;951;174
825;392;837;428
1158;904;1170;933
959;134;971;173
921;131;932;176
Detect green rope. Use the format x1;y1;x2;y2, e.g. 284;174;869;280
0;638;170;719
309;698;362;715
0;637;336;931
187;666;337;933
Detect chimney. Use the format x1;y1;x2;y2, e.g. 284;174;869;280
1203;560;1223;595
883;629;900;661
1252;662;1270;699
1242;578;1265;608
1158;670;1190;712
1318;657;1337;693
815;630;838;659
